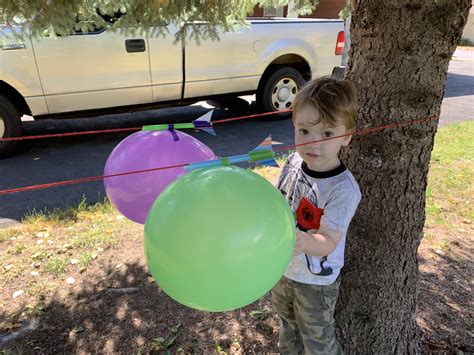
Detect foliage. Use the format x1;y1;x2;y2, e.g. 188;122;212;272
0;0;316;43
338;0;352;19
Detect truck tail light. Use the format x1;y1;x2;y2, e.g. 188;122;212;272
335;31;344;55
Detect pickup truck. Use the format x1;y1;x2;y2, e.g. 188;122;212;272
0;18;345;157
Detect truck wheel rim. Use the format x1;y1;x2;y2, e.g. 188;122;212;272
0;116;5;138
271;77;298;110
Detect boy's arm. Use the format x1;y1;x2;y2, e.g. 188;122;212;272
294;226;342;257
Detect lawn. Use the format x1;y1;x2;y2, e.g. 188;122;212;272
0;121;472;353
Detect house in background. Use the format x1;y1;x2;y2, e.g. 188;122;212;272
249;0;347;19
251;0;474;46
461;1;474;44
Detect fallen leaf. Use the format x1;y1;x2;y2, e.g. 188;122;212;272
250;310;267;320
66;277;75;284
36;232;49;238
13;290;24;299
0;322;22;331
171;322;181;333
31;252;43;259
71;325;85;334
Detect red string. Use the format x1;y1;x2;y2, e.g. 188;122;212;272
0;114;437;196
275;115;437;151
0;163;189;195
0;109;291;142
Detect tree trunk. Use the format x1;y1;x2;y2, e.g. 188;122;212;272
336;1;471;353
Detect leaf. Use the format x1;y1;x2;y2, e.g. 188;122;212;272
31;252;43;259
12;290;24;299
171;322;181;333
151;337;165;351
250;310;266;320
0;322;22;331
166;335;177;347
66;277;75;284
71;325;85;334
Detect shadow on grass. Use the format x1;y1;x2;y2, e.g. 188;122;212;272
0;262;279;353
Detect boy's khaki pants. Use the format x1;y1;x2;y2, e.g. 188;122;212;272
271;276;343;355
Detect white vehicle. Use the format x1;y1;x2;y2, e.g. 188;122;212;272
0;18;345;157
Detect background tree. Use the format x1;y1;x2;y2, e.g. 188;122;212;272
338;0;470;352
0;0;316;42
1;0;471;352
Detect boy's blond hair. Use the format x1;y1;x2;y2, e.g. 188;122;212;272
293;76;358;131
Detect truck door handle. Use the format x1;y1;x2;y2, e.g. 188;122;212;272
125;39;145;53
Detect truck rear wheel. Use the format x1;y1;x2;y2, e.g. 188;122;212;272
0;95;23;159
257;66;306;114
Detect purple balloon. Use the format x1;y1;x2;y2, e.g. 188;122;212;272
104;130;216;224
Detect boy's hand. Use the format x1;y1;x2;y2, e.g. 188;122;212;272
294;227;342;257
293;230;306;256
293;229;319;256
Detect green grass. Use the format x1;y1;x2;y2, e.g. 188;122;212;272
72;228;118;249
23;196;114;225
43;256;69;274
431;239;453;256
426;121;474;225
26;281;52;298
431;121;474;164
7;242;25;255
79;251;95;268
0;229;20;244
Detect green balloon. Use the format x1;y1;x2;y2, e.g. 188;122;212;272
144;165;295;312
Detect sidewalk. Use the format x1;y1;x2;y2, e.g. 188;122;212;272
452;46;474;61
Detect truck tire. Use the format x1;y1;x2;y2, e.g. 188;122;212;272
0;95;23;159
257;66;306;114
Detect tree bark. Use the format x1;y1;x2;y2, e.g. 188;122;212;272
337;1;471;353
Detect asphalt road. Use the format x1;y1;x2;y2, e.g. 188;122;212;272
1;60;473;223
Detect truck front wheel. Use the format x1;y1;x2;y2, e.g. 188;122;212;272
0;95;23;159
257;66;306;113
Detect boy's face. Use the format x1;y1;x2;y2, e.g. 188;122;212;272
294;105;351;172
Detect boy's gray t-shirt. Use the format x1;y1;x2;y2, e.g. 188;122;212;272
277;153;361;285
